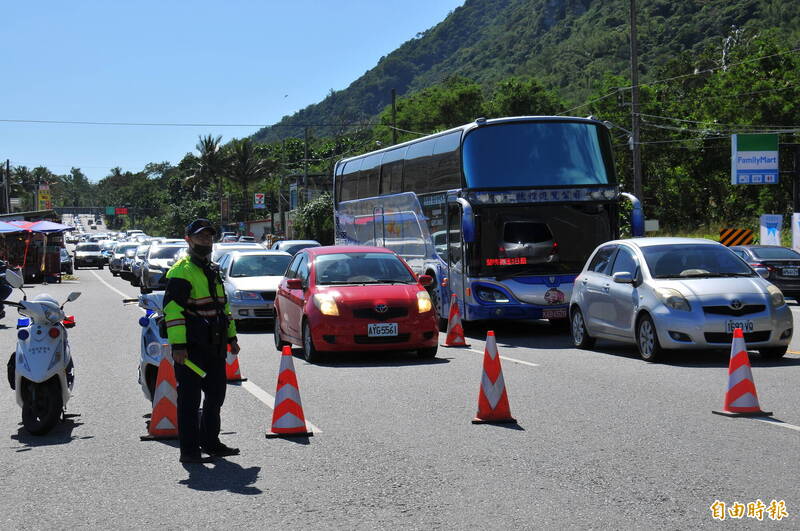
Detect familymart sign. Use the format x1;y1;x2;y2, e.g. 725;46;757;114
731;133;778;184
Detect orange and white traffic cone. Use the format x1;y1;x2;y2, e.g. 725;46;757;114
266;345;313;438
225;344;247;383
141;355;179;440
444;293;470;347
472;331;516;424
712;328;772;417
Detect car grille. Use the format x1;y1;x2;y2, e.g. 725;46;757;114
352;307;409;320
353;333;411;344
702;305;766;317
704;331;771;343
253;308;273;317
260;291;276;301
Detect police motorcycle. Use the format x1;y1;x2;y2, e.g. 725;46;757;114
3;270;81;435
123;291;169;403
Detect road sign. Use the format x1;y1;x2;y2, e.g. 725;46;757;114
254;192;266;209
719;228;754;246
115;207;128;215
105;206;115;215
760;214;782;245
731;134;779;184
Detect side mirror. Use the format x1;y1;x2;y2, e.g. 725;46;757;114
67;292;81;302
286;278;303;290
4;269;23;288
612;271;634;284
418;274;433;287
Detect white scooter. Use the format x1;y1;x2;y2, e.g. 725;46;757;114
124;291;169;403
4;270;81;435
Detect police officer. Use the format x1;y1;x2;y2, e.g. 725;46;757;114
164;219;241;463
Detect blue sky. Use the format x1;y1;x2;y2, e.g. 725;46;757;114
1;1;464;181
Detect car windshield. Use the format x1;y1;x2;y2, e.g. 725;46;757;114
751;247;800;260
149;246;185;259
642;244;754;278
230;255;292;277
315;253;416;284
77;244;100;251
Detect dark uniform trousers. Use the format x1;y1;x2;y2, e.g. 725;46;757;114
175;341;227;454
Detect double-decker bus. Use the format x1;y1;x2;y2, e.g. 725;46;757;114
333;116;643;328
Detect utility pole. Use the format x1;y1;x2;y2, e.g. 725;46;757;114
391;88;397;145
3;159;9;214
629;0;643;205
303;127;309;207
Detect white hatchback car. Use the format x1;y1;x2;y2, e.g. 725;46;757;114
569;237;793;361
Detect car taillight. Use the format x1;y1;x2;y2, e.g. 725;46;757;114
751;263;775;272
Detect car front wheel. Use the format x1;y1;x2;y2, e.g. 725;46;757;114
636;314;664;362
571;307;595;349
302;320;319;363
274;314;289;351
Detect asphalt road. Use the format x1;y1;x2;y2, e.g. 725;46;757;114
1;248;799;527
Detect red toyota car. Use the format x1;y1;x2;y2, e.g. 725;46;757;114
273;246;439;362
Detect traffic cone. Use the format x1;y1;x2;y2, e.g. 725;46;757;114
266;346;313;438
141;355;179;440
444;294;470;347
712;328;772;417
225;344;247;383
472;331;516;424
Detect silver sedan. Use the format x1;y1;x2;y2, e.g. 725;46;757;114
569;237;793;361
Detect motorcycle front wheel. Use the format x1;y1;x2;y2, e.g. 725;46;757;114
21;378;63;435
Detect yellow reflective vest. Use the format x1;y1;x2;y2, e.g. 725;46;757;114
163;255;237;346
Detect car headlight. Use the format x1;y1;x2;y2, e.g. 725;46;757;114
312;293;339;316
766;284;785;307
417;290;432;313
233;290;261;301
654;287;691;311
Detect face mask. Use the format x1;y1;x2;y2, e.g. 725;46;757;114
191;244;212;257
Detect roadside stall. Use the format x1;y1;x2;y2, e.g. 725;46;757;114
1;221;72;283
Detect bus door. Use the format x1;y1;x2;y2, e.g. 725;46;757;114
445;202;466;319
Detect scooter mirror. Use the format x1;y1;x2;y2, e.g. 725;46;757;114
3;269;23;288
66;292;81;302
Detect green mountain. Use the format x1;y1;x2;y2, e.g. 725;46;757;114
252;0;798;143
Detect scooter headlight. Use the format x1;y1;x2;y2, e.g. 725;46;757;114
17;329;29;340
139;316;150;327
146;342;163;359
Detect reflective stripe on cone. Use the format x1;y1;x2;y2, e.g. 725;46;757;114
712;327;772;418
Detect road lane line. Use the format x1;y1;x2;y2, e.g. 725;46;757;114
90;270;135;299
441;346;539;367
241;380;322;433
91;270;323;431
750;417;800;433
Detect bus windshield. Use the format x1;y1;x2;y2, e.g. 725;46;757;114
462;121;614;188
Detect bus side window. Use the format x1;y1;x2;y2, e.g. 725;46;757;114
358;154;380;199
430;132;461;191
340;159;362;201
380;147;405;195
403;139;435;195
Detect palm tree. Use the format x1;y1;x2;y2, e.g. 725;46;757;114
188;134;227;221
227;138;269;220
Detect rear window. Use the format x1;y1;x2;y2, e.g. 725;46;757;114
284;243;320;255
751;247;800;260
315;253;415;284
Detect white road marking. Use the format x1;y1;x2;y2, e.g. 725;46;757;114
442;346;540;367
91;270;322;432
750;417;800;433
241;380;322;433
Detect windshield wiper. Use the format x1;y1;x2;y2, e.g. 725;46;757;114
374;279;413;284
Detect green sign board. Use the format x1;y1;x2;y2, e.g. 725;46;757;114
105;206;115;215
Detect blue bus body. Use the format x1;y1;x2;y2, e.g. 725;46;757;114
333;116;642;325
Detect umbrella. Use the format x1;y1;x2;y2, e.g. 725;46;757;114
0;221;23;233
27;220;73;233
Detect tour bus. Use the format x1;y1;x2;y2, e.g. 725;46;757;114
333;116;643;328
